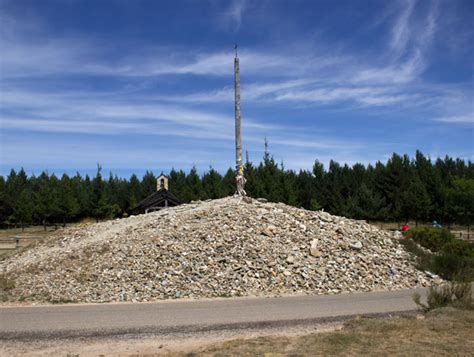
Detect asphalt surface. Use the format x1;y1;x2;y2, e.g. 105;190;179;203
0;288;426;340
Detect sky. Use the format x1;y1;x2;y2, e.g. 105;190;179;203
0;0;473;178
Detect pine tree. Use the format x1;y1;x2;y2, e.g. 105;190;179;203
141;171;156;197
12;189;34;231
5;169;23;226
382;154;412;221
169;169;187;199
202;167;223;199
34;172;56;230
296;170;314;210
94;195;120;221
325;160;345;215
57;174;80;226
312;160;327;209
400;176;431;226
183;166;203;202
78;174;93;218
351;183;387;221
90;165;105;221
256;142;284;202
244;151;257;197
221;168;235;196
281;169;299;206
446;179;474;229
115;177;131;216
127;174;142;211
0;176;9;227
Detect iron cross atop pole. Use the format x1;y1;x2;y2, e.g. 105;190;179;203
234;45;246;196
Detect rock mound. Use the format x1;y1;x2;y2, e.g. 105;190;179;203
1;197;437;303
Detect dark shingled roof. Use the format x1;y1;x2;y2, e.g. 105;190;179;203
132;189;182;214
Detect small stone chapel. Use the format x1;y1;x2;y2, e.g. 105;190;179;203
132;174;182;214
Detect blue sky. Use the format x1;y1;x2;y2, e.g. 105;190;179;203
0;0;473;177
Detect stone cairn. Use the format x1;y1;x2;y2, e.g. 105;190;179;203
0;197;440;303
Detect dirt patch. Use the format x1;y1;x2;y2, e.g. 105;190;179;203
0;323;340;356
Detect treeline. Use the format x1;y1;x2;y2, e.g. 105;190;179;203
1;150;473;230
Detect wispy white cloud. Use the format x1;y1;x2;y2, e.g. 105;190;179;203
0;83;370;164
273;85;426;108
261;137;363;151
433;115;474;124
1;1;445;113
354;0;439;85
0;37;335;79
0;87;298;143
275;87;370;103
390;0;415;57
216;0;247;32
0;91;237;139
154;79;315;103
127;1;450;113
352;50;424;84
1;11;347;79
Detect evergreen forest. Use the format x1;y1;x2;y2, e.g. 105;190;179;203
1;150;473;230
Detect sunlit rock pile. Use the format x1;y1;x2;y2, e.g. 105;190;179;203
1;197;440;303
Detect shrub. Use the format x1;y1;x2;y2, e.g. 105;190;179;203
401;229;474;282
404;227;454;252
413;282;473;312
0;275;15;302
0;275;15;291
432;254;474;282
399;238;433;271
442;240;474;258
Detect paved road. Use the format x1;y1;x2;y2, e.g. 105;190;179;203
0;288;425;340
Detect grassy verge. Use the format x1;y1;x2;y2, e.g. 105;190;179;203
171;308;474;356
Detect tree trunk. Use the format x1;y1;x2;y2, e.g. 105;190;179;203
21;222;25;232
63;217;66;228
43;219;47;231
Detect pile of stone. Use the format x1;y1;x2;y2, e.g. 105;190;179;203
0;197;439;303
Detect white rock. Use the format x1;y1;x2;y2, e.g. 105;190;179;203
350;241;363;250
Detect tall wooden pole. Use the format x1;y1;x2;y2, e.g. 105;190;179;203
234;46;242;173
234;45;246;196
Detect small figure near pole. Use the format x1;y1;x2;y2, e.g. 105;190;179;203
235;165;247;197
